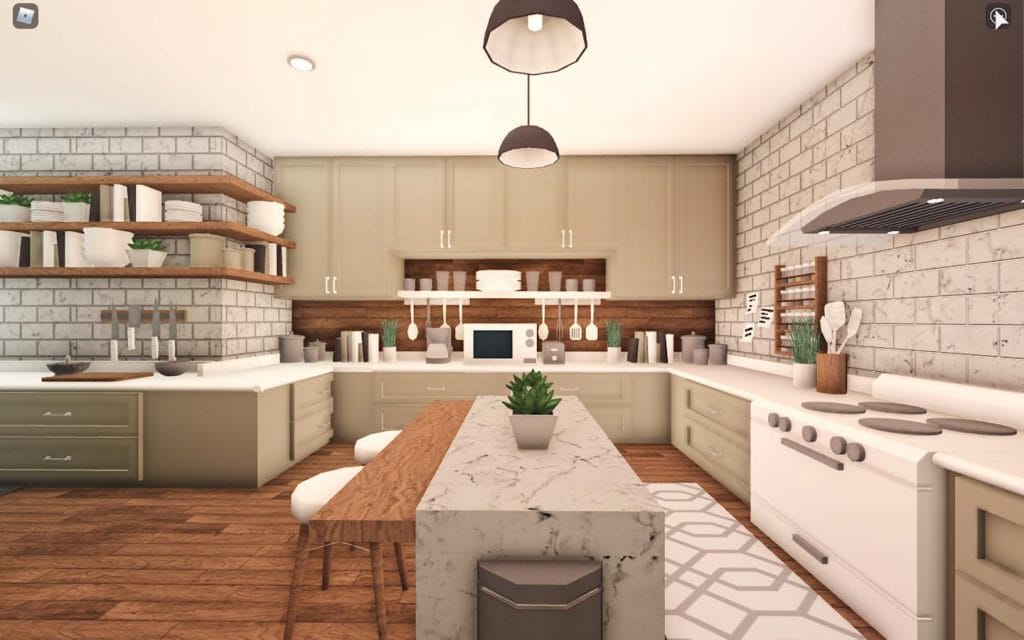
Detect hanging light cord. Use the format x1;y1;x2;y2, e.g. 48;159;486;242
526;75;531;125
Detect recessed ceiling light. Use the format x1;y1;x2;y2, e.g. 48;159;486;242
287;55;315;72
527;13;544;31
817;230;831;235
887;230;900;235
926;197;945;204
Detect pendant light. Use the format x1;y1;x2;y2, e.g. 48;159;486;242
484;0;587;75
498;75;559;169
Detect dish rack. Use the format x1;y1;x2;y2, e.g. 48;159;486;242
773;256;827;356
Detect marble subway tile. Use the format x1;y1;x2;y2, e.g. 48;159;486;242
967;292;1024;324
1000;258;1024;291
999;326;1024;357
939;263;999;295
940;325;999;356
914;352;968;384
915;237;968;270
894;325;940;351
915;297;967;324
968;226;1024;262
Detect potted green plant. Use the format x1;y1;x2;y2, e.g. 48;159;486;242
605;320;622;362
0;193;31;222
61;192;92;222
503;370;562;450
126;237;168;268
790;320;820;388
381;319;398;362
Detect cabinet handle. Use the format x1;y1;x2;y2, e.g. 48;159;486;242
43;455;72;462
426;386;447;392
561;229;566;249
331;276;338;295
320;421;331;431
324;276;330;295
707;405;724;416
440;229;445;249
43;411;72;418
320;388;331;396
559;386;580;392
568;229;574;248
705;446;723;459
447;229;453;249
670;276;677;294
677;275;684;294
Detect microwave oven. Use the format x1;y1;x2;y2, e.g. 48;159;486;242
462;323;538;364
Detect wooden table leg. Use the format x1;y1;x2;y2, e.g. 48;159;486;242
284;523;311;640
370;542;388;640
393;542;409;591
321;543;333;591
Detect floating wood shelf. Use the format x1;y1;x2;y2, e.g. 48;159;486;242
0;221;295;248
397;290;611;303
0;267;293;285
0;175;295;212
773;256;827;356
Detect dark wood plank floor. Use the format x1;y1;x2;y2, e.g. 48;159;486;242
0;443;882;639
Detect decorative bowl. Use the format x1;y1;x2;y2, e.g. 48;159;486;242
46;361;91;375
155;361;191;376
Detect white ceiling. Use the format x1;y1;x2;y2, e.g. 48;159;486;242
0;1;874;157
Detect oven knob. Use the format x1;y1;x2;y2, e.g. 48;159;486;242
526;328;535;338
768;412;779;428
830;437;847;455
525;339;534;348
802;426;817;443
847;443;866;463
778;417;792;432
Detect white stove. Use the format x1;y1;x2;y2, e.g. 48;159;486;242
750;374;1024;640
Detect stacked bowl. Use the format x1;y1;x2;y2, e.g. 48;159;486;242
475;269;522;292
164;200;203;222
247;201;285;236
30;200;64;222
83;228;133;267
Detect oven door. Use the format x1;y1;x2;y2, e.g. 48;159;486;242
465;329;514;362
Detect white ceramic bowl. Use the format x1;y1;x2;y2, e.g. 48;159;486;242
246;201;286;236
82;228;133;267
0;230;26;267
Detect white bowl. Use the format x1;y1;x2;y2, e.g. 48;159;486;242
0;231;26;267
247;201;286;217
0;204;30;222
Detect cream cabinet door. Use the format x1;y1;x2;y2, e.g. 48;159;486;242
447;158;507;251
565;157;621;251
333;159;398;298
506;163;566;252
675;158;735;299
614;159;675;298
392;158;447;252
275;158;335;299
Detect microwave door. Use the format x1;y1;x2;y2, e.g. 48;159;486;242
473;330;514;360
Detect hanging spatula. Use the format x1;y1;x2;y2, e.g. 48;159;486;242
585;298;598;341
126;304;141;352
569;300;582;341
838;307;863;353
407;299;419;341
538;299;549;341
454;300;464;341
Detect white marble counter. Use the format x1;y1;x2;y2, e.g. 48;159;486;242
933;451;1024;496
415;396;665;640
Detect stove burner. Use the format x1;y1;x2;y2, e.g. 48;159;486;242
801;402;867;414
926;418;1018;436
858;418;942;435
858;401;927;415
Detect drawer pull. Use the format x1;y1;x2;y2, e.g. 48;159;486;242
792;534;828;564
43;411;73;418
559;387;580;392
706;445;724;460
781;438;844;471
320;388;331;396
707;406;724;416
43;455;72;462
320;421;331;431
425;386;447;392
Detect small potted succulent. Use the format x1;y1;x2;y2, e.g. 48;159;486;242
126;237;168;268
504;370;561;450
381;319;398;362
0;193;31;222
61;192;92;222
605;320;622;362
790;320;820;388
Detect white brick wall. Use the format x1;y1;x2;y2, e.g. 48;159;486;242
718;54;1024;390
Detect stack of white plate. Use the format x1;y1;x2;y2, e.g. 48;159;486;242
30;201;64;222
247;201;285;236
164;200;203;222
83;227;133;267
475;269;522;292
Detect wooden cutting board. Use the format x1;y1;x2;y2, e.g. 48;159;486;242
42;371;154;382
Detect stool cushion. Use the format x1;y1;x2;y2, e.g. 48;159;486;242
290;466;362;524
354;430;402;465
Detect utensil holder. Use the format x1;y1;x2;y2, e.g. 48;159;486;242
816;353;848;394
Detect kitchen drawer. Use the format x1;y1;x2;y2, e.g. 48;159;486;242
956;572;1024;640
293;396;334;423
0;436;140;483
0;392;140;436
293;410;333;461
677;414;749;502
545;373;630;405
682;381;750;439
374;403;432;431
956;476;1024;607
375;373;499;402
291;374;333;410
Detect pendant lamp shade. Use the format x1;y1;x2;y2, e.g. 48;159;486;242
498;125;560;169
484;0;587;75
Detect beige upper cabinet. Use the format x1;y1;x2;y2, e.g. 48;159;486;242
565;157;622;251
614;159;676;298
332;159;398;299
275;158;334;299
392;159;447;253
674;157;735;299
506;163;565;252
446;157;507;252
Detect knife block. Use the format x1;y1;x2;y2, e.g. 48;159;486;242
816;353;848;395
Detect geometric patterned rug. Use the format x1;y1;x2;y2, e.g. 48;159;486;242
648;483;864;640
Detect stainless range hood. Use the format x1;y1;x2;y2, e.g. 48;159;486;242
801;0;1024;235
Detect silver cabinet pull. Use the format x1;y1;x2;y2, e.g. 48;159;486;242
677;274;684;294
43;411;72;418
447;229;453;248
781;438;844;471
331;276;338;295
707;405;724;416
670;276;677;294
561;229;566;248
324;276;330;295
568;229;574;248
426;386;447;392
793;534;829;565
43;455;72;462
439;229;445;249
559;386;580;392
706;445;723;459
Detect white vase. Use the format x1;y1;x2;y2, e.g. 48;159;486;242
62;201;91;222
510;414;557;450
606;347;621;363
126;248;167;268
382;346;398;362
793;362;817;388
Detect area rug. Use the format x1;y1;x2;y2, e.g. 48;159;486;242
0;486;22;497
648;483;863;640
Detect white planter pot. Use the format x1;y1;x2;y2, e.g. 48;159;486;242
510;414;557;450
62;201;91;222
127;248;167;268
793;362;817;388
606;347;621;363
0;204;30;222
382;346;398;362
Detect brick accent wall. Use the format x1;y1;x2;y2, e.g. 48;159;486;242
717;54;1024;390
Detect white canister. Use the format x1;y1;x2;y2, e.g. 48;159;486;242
646;331;659;364
665;333;674;363
367;333;380;363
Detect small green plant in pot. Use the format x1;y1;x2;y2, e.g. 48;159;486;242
789;320;821;388
381;319;399;362
605;320;622;362
61;192;92;222
504;370;562;450
126;238;168;268
0;193;32;222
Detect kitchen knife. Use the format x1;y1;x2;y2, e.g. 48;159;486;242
151;296;161;360
126;304;141;352
110;306;120;362
168;305;177;362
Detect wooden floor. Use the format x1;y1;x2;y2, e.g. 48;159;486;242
0;443;882;640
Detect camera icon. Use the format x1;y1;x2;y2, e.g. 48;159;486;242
13;3;39;29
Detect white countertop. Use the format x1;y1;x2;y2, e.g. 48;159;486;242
933;451;1024;497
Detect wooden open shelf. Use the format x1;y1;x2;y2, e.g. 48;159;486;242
0;221;295;248
0;267;293;285
773;256;827;356
0;175;295;212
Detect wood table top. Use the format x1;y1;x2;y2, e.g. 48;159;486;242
309;400;472;544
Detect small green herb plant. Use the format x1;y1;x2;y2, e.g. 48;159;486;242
789;320;821;364
503;370;561;416
381;319;398;348
605;320;622;348
62;192;92;204
128;238;166;252
0;193;31;207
